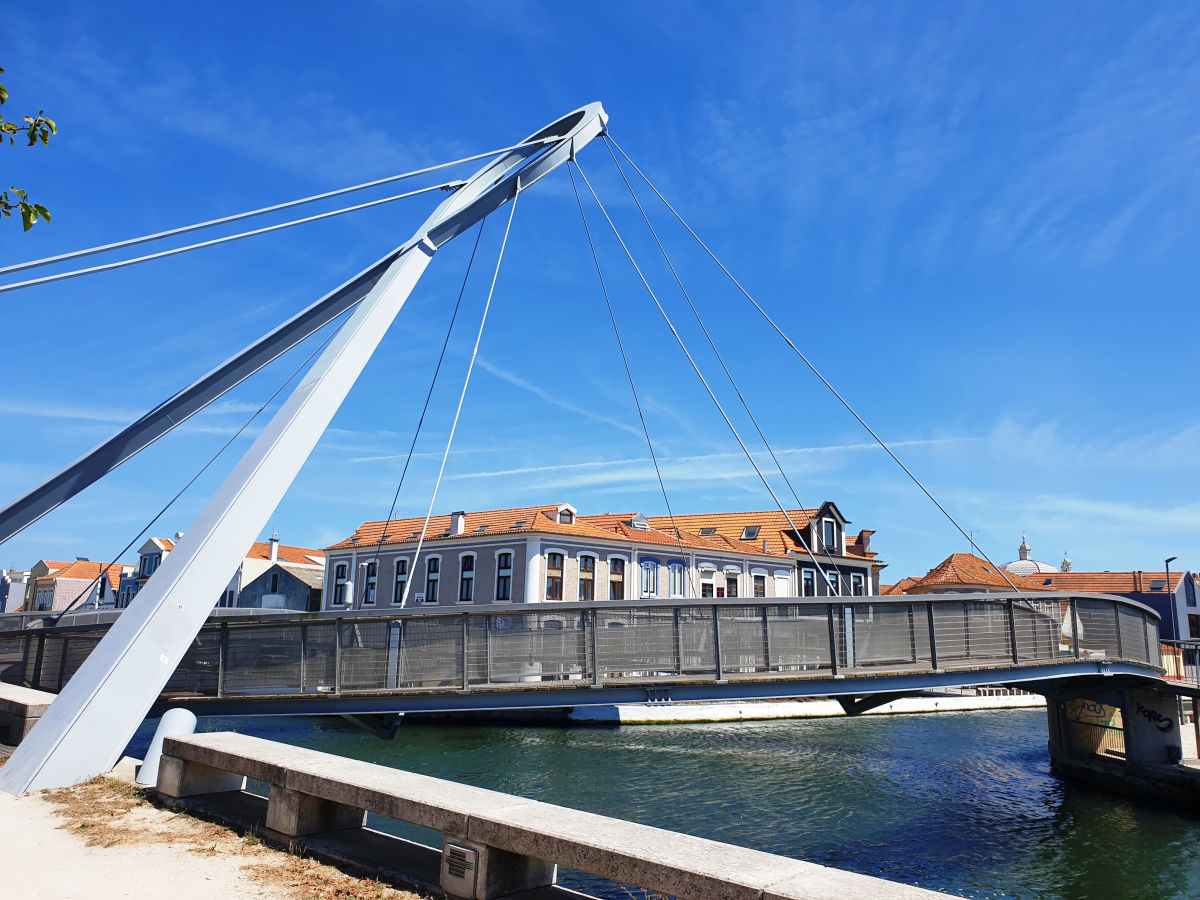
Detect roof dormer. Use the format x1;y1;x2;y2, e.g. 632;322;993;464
556;503;578;525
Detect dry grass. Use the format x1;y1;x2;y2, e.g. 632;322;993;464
42;776;424;900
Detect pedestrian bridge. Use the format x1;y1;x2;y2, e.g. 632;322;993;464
0;591;1177;721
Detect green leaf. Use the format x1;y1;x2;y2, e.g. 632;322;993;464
33;204;50;222
21;203;36;231
0;82;7;105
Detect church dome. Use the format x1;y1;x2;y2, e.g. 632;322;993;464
1002;535;1058;576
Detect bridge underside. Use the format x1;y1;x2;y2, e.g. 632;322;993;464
148;659;1171;718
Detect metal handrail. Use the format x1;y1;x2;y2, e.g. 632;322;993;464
0;592;1164;701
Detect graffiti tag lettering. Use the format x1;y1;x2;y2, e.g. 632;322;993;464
1135;701;1174;733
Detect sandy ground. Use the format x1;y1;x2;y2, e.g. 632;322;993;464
0;763;419;900
0;787;287;900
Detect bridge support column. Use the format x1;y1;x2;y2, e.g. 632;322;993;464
266;785;366;837
1123;686;1183;766
1046;686;1197;809
156;754;245;798
441;835;556;900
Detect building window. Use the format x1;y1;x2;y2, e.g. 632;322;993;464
1187;576;1197;608
425;557;440;603
669;562;685;598
579;556;595;601
851;573;865;597
823;520;836;552
753;574;766;598
362;562;377;605
270;572;280;594
610;558;625;601
393;558;408;604
459;555;475;602
740;525;761;541
36;587;53;610
98;579;107;600
701;569;714;598
496;553;512;601
801;570;816;597
725;574;739;599
333;564;348;605
559;509;574;524
546;553;564;601
1190;615;1200;640
641;560;658;598
826;571;840;596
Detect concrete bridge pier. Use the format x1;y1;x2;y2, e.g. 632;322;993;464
1047;685;1198;807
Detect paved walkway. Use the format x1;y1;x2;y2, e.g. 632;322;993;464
0;787;287;900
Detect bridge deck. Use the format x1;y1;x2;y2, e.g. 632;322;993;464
0;593;1169;716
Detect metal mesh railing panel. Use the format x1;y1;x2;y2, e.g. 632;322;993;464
932;601;1013;667
1013;600;1063;663
340;620;391;692
1118;607;1150;663
59;633;105;689
851;604;926;668
303;623;337;690
34;635;66;690
470;613;588;685
397;617;461;688
1076;600;1120;660
223;625;303;694
0;635;29;685
165;630;220;695
598;607;687;677
765;605;834;671
718;606;768;673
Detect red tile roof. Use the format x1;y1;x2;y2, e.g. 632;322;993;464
906;553;1046;592
246;541;325;565
1018;571;1183;594
329;505;791;559
39;560;132;591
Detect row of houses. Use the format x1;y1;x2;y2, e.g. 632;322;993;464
5;507;1194;642
1;532;325;615
1;500;883;614
881;537;1199;641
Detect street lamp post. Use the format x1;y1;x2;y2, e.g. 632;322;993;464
1166;556;1179;640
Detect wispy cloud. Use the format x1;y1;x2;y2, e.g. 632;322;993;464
0;400;136;423
475;357;643;437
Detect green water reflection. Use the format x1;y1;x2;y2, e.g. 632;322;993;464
146;708;1200;900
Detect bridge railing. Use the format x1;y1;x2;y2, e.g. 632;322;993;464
1162;640;1200;687
0;592;1162;699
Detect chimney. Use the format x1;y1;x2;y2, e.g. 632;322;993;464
763;539;769;554
451;511;467;536
269;528;280;563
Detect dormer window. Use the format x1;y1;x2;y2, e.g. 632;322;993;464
822;520;837;552
740;526;761;541
559;510;574;525
630;513;651;531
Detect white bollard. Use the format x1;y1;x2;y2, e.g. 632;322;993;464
135;708;197;786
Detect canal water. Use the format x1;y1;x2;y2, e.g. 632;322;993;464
130;708;1200;900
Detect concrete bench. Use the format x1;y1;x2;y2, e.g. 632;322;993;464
0;682;55;747
159;732;953;900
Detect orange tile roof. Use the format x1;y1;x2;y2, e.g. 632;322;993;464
1018;571;1183;594
40;560;132;591
329;505;787;558
908;553;1045;592
880;577;919;595
246;541;325;565
644;509;818;557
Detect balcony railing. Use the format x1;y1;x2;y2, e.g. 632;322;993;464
0;593;1164;700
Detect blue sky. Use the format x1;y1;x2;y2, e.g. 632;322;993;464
2;2;1198;582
